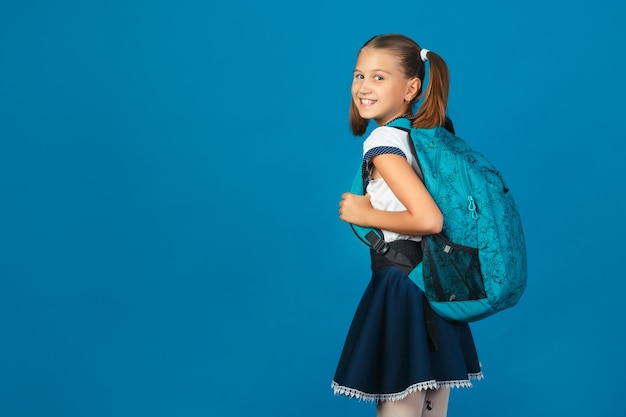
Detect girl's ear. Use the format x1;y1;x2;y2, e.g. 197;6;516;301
406;77;421;102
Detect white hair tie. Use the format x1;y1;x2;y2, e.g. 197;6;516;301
420;48;430;62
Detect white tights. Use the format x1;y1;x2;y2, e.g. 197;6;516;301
376;388;450;417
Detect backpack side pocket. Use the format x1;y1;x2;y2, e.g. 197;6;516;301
422;234;485;302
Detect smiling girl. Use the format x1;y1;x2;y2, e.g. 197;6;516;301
331;34;482;417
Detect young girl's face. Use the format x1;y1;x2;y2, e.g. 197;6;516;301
352;47;418;126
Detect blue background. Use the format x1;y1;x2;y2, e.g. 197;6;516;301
1;0;624;416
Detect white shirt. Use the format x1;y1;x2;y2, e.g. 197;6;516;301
362;126;422;243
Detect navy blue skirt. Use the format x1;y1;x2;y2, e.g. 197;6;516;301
332;245;483;402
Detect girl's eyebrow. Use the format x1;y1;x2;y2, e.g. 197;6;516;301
353;68;392;74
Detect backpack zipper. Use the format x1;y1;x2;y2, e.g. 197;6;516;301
458;151;478;220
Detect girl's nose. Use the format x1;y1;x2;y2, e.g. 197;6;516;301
358;82;372;94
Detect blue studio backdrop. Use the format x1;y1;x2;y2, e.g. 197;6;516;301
1;1;624;416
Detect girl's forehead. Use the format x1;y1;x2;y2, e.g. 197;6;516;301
355;48;401;71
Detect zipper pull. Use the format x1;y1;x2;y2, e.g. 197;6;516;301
468;196;478;220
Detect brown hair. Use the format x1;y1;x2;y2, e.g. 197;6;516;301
349;34;450;136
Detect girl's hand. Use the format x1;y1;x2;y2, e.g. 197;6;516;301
339;192;373;226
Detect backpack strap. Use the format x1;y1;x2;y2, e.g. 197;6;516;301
352;118;429;275
361;230;415;276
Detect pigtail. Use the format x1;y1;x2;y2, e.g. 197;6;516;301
411;50;449;129
350;100;369;136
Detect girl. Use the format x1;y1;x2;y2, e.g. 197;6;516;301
332;34;482;417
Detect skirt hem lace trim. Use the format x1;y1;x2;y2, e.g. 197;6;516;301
331;372;484;402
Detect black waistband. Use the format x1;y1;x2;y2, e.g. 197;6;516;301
370;239;423;271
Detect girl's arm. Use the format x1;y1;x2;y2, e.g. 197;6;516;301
339;153;443;235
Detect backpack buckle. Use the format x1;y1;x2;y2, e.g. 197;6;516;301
371;238;390;255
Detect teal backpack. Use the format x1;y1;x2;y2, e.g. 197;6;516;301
350;117;527;322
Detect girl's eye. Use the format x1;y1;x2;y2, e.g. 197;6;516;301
355;74;364;80
374;75;384;81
